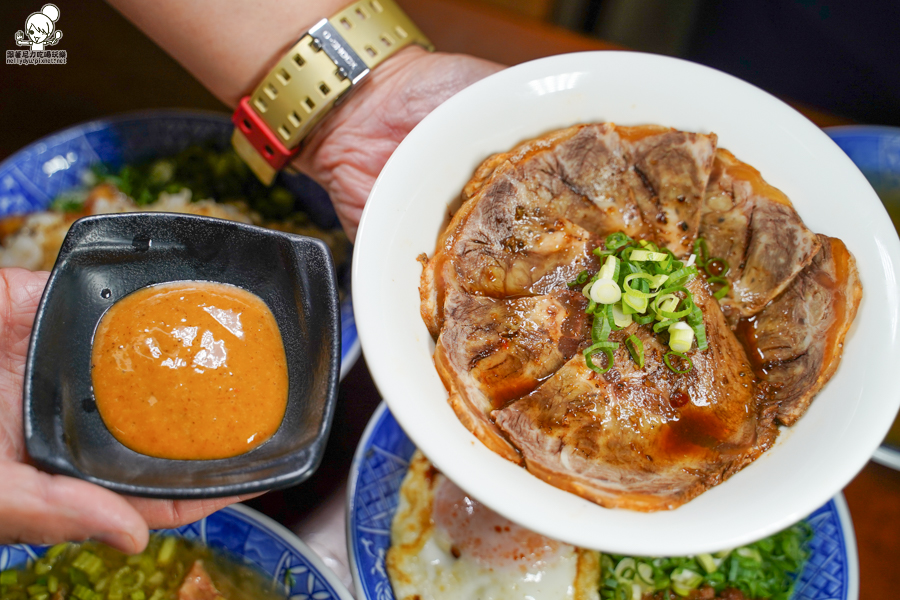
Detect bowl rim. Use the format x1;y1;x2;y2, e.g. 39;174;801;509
351;50;900;554
222;504;356;600
824;124;900;473
23;211;341;498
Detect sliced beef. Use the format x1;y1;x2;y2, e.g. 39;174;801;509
626;126;718;255
735;235;862;426
493;278;777;511
178;561;223;600
699;149;821;322
434;286;590;463
421;123;717;334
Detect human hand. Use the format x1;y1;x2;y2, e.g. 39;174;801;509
0;268;258;554
294;48;504;240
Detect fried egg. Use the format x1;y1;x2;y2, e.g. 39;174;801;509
387;451;600;600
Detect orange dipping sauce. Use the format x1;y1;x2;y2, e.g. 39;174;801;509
91;281;288;460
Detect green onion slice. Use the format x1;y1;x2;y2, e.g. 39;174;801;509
591;308;612;344
584;342;618;374
605;232;632;251
625;335;644;368
568;270;591;288
692;322;709;351
623;273;660;299
664;351;693;374
707;275;730;300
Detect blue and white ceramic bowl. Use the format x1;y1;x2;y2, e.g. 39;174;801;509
0;504;354;600
347;402;860;600
0;110;360;379
826;125;900;471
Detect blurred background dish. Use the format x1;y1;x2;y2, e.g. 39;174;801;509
0;503;355;600
0;110;360;380
346;402;860;600
826;125;900;471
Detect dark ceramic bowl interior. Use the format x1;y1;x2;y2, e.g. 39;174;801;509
24;212;341;498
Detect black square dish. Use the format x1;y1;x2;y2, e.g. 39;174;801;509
24;213;341;498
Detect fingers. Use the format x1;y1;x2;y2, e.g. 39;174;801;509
126;492;265;530
0;461;149;553
0;269;50;462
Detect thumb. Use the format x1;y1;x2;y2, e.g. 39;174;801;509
0;461;149;553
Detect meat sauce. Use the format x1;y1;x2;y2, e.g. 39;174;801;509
91;281;288;460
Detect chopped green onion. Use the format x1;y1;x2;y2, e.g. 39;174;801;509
584;342;617;374
589;278;621;304
668;322;695;353
637;562;655;586
693;237;710;265
696;554;718;574
73;584;101;600
601;522;812;600
632;313;654;325
598;255;618;281
692;322;708;352
591;308;612;344
27;584;48;596
567;270;591;288
614;558;637;581
146;571;164;588
612;304;633;328
623;292;648;313
157;537;177;567
671;567;704;596
623;273;658;299
605;232;632;251
648;273;669;289
664;351;693;374
629;250;669;262
653;319;676;334
72;551;104;582
707;275;730;300
625;335;644;368
46;544;69;560
736;547;762;562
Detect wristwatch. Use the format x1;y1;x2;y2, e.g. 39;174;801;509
231;0;434;184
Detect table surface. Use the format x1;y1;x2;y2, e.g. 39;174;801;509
0;0;897;598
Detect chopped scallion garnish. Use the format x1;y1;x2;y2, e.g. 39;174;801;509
573;232;722;374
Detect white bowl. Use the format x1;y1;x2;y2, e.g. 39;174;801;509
352;51;900;556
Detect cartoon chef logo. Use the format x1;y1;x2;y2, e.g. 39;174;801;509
15;4;63;51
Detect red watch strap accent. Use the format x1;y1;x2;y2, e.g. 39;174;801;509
232;97;298;172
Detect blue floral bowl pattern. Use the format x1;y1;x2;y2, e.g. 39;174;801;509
347;403;860;600
0;504;354;600
0;110;359;379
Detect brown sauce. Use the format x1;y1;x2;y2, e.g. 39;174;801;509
91;281;288;460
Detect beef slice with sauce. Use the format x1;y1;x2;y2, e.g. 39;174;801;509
493;278;778;511
434;286;590;463
699;149;821;323
421;123;718;335
626;126;718;256
735;235;862;426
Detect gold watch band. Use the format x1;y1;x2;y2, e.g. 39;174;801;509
232;0;434;184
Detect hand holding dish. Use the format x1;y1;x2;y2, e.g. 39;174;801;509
25;212;341;498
